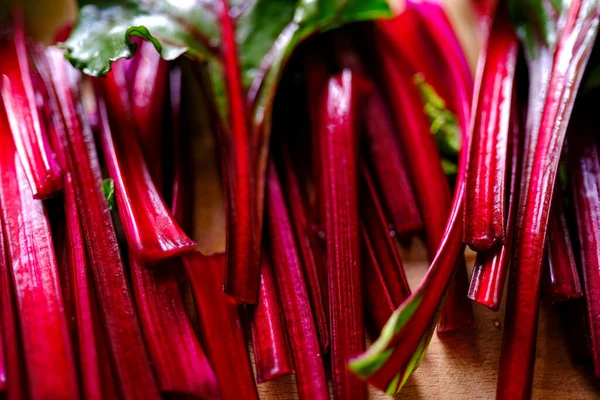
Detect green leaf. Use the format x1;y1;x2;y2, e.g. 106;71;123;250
349;293;423;378
63;0;394;127
102;178;116;211
413;73;460;175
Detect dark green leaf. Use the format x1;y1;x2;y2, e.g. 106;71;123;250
63;0;394;128
102;178;116;211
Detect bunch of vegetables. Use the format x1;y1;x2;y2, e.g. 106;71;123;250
1;0;600;399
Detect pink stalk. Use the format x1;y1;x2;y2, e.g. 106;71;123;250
375;13;473;331
0;10;62;198
331;36;422;237
131;41;168;183
34;47;117;400
266;160;329;400
183;253;258;400
0;119;78;400
45;50;160;400
464;7;519;251
98;66;195;262
0;198;25;400
412;0;474;93
363;92;423;235
546;191;583;301
361;161;411;305
570;115;600;376
219;0;260;304
319;71;366;399
65;175;118;400
376;0;472;131
350;194;467;394
468;99;521;311
281;148;329;352
497;3;600;398
124;62;219;396
250;254;294;383
130;257;219;396
361;224;397;334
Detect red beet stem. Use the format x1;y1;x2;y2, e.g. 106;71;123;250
64;175;118;400
497;3;599;398
131;41;168;183
280;148;330;353
0;117;79;400
99;65;196;262
266;160;329;400
130;257;219;396
319;71;366;400
468;96;522;311
250;253;294;383
0;195;25;400
361;223;397;334
219;0;260;304
363;92;423;235
0;10;62;198
360;161;411;305
122;61;219;396
377;1;472;127
413;0;474;95
331;36;423;237
464;7;518;251
349;191;467;394
546;191;583;301
34;47;117;400
305;55;331;321
375;33;473;331
570;117;600;376
183;253;258;400
45;51;160;400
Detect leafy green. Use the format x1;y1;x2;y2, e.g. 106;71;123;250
101;178;116;210
413;73;460;174
63;0;394;128
349;294;423;378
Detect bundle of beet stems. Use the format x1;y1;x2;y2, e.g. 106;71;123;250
2;0;600;399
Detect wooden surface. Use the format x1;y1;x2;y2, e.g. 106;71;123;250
257;243;600;399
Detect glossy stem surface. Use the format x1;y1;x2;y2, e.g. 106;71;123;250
267;161;329;400
281;148;330;352
320;71;366;400
497;3;599;398
468;99;521;310
184;253;258;400
464;7;518;251
546;191;583;301
250;254;294;383
364;92;422;235
0;10;62;198
0;122;78;400
46;51;160;400
219;0;260;304
100;66;196;262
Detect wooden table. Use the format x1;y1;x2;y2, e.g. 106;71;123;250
257;242;600;399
